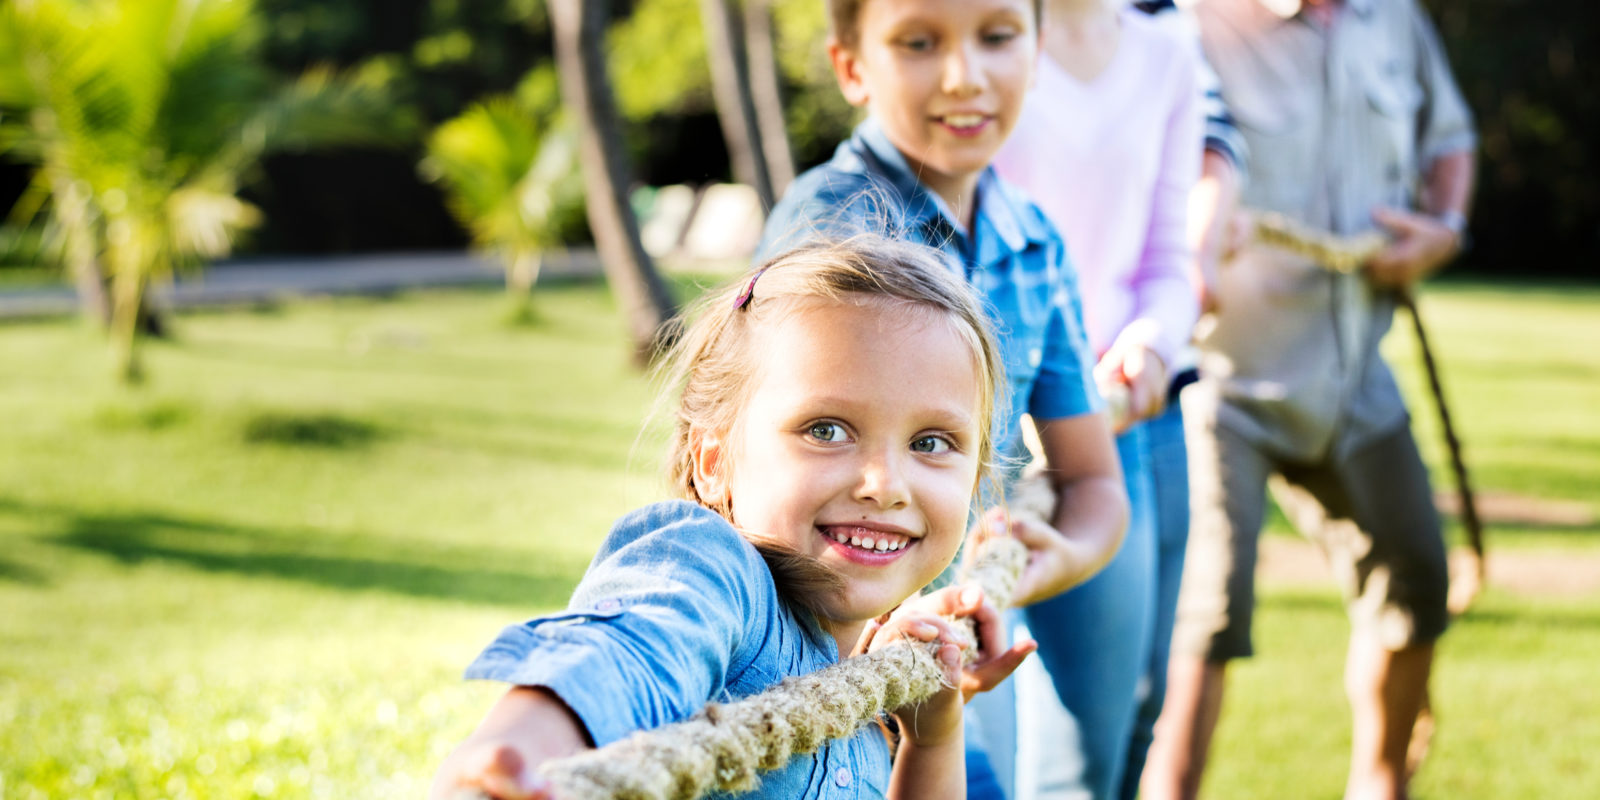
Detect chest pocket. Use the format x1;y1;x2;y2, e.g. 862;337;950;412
1362;57;1423;191
1226;72;1317;214
524;607;625;630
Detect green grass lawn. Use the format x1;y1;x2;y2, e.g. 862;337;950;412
1;277;1596;798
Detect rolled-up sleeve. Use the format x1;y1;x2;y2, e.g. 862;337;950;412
464;502;771;748
1411;1;1476;166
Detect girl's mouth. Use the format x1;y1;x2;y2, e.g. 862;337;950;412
818;525;915;564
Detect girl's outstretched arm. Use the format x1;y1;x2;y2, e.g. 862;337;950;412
431;686;590;800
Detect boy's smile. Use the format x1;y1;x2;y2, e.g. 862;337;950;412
830;0;1038;221
691;297;983;644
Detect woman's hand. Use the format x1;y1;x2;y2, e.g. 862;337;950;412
1094;340;1169;432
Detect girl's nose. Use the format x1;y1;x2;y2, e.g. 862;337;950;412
855;447;911;509
941;41;984;98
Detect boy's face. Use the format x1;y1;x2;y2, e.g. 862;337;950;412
830;0;1037;202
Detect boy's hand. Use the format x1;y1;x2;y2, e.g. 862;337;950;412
972;506;1098;608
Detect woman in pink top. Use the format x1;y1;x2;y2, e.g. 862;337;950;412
987;2;1202;799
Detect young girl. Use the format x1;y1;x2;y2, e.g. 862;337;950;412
431;235;1035;800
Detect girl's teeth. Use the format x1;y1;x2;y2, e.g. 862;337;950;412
828;529;908;552
945;114;983;127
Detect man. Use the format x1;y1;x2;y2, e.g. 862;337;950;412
1141;1;1475;798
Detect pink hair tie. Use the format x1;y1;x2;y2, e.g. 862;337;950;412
734;267;769;310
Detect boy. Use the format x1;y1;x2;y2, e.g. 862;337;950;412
756;1;1130;794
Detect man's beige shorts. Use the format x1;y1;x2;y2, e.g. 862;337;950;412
1172;417;1450;662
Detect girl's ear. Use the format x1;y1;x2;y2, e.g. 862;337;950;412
690;428;730;510
827;39;871;107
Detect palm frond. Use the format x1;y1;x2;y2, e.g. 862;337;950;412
423;96;570;256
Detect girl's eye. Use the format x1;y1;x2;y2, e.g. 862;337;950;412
808;422;849;443
911;435;953;454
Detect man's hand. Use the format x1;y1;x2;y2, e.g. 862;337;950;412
1367;206;1462;287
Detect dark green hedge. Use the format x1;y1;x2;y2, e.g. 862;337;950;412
1425;1;1599;275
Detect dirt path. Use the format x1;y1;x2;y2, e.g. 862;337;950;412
1259;538;1600;599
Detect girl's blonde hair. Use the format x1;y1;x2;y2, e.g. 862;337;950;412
659;235;1004;602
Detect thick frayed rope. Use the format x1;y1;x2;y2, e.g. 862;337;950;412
457;535;1027;800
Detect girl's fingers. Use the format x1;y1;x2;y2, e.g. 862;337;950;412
963;640;1038;699
459;746;552;800
938;643;963;681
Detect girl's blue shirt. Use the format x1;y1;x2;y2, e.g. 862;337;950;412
466;500;894;798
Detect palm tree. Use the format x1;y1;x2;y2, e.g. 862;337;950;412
0;0;410;383
743;0;796;197
549;0;680;364
422;98;583;323
699;0;775;209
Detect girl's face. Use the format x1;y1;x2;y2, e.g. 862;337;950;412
694;298;982;634
829;0;1037;207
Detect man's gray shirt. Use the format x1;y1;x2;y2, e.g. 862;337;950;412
1189;0;1475;461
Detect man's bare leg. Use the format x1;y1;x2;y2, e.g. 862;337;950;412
1344;637;1434;800
1141;654;1228;800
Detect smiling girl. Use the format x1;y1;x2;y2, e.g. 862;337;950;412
431;236;1035;800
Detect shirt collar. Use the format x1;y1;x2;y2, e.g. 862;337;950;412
847;118;1052;264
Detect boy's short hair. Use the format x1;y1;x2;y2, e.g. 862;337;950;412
827;0;1044;49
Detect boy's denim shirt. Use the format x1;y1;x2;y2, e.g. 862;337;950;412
757;118;1101;479
466;500;893;798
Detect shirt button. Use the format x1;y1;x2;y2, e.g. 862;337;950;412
1029;347;1042;368
596;598;620;612
833;767;852;788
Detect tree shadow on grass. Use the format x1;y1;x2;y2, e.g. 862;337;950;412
0;556;46;585
2;497;582;609
241;410;385;448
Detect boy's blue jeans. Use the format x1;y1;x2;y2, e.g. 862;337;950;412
969;404;1191;800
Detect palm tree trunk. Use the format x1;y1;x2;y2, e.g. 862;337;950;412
549;0;680;364
508;250;542;296
48;175;111;326
504;250;542;323
743;0;795;197
109;270;146;384
698;0;775;209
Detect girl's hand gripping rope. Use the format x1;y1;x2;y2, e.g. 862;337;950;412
431;686;587;800
437;534;1033;800
858;584;1037;743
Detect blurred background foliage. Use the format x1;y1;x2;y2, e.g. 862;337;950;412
0;0;1594;275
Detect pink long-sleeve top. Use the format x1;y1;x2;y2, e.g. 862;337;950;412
994;8;1202;368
